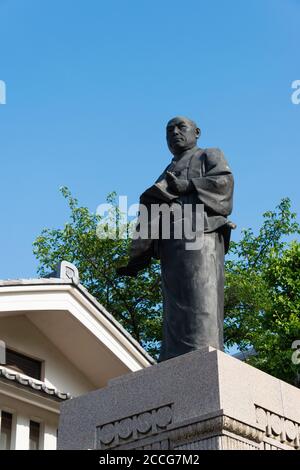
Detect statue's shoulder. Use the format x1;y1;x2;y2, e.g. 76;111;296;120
203;147;225;162
202;147;232;173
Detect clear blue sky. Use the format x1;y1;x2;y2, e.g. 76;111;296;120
0;0;299;279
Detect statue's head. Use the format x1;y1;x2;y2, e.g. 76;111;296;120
166;116;201;156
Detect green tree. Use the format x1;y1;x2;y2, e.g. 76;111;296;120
34;190;300;384
224;198;300;385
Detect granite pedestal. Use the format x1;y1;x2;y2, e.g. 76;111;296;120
58;348;300;450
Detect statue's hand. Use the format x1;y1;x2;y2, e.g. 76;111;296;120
166;172;193;195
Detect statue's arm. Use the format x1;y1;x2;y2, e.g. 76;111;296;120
117;167;177;277
190;148;234;216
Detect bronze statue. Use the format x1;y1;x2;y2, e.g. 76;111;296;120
117;116;234;361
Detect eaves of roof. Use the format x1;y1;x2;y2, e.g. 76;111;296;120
0;366;71;401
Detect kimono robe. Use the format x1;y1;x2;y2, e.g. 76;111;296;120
125;146;234;361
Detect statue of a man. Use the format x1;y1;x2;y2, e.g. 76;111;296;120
118;116;234;362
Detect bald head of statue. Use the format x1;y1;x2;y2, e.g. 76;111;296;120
166;116;201;157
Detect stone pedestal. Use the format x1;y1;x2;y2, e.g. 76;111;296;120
58;348;300;450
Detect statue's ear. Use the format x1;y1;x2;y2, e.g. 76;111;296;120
196;127;201;139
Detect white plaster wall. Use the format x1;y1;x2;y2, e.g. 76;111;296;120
0;315;95;396
0;392;59;449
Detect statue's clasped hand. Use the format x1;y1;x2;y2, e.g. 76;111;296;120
166;171;193;195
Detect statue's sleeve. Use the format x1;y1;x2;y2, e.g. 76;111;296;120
119;166;177;274
191;148;234;216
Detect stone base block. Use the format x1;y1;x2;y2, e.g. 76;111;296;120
58;347;300;450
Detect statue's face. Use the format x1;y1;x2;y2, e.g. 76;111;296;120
166;117;199;155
